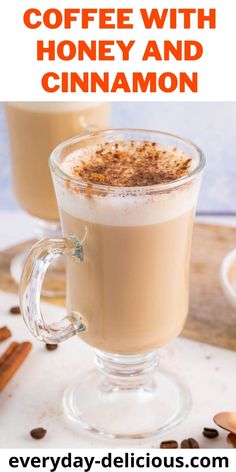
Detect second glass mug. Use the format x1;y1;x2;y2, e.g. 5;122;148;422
5;101;110;296
20;129;205;439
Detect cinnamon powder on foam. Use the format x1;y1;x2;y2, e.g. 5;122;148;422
63;141;192;188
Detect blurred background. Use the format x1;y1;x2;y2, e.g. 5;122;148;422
1;102;236;214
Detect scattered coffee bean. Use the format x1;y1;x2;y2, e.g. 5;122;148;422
181;438;199;448
202;427;219;439
30;428;47;440
45;343;58;351
9;306;21;315
227;433;236;448
160;440;178;449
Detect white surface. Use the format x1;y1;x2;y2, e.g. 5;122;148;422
0;211;35;249
0;211;236;448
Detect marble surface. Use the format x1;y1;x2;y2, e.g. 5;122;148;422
1;102;236;214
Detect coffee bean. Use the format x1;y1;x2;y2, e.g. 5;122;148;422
227;433;236;448
160;440;178;449
181;438;199;448
202;427;219;439
30;428;47;440
45;343;58;351
9;306;21;315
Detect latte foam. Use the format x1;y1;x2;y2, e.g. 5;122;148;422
55;140;200;226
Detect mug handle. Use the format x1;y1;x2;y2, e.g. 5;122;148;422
19;236;85;344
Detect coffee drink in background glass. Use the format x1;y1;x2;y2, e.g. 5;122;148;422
20;129;205;438
5;102;111;296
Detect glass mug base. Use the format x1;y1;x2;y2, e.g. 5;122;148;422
63;350;191;440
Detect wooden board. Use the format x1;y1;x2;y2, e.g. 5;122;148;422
1;224;236;351
186;223;236;351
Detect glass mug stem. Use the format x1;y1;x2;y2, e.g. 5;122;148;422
20;237;85;344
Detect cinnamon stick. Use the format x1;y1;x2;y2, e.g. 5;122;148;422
0;341;32;391
0;326;12;343
0;342;19;367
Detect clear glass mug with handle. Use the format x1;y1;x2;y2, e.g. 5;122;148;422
5;101;110;297
20;129;205;439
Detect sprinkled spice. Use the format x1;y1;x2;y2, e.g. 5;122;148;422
64;141;192;188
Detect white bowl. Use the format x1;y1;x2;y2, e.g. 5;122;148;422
220;248;236;309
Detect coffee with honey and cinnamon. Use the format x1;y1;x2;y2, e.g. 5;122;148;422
63;140;192;187
5;102;110;221
54;139;200;354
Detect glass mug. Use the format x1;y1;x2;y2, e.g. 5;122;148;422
20;129;205;439
5;101;111;297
